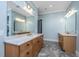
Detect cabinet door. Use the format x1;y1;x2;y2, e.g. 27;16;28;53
58;34;63;48
63;36;76;54
32;36;43;56
38;36;43;48
5;43;19;57
32;38;39;56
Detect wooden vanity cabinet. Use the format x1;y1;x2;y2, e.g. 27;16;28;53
58;33;76;54
5;35;43;57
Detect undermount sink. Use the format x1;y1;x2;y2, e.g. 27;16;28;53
65;32;70;34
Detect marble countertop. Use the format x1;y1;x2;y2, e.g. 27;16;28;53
4;34;43;46
59;33;77;36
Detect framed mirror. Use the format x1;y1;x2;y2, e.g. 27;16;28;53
65;10;77;34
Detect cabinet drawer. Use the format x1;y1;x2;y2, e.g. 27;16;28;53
20;49;33;57
33;36;43;43
38;39;43;45
33;38;42;46
20;41;32;53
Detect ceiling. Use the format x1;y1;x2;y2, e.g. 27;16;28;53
33;1;71;15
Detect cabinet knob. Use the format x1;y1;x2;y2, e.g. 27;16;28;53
27;44;30;46
26;52;29;55
37;40;40;43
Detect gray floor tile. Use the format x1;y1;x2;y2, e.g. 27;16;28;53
37;40;76;57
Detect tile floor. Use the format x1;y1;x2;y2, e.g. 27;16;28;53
37;40;77;57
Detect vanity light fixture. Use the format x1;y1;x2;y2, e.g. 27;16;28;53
65;9;77;18
15;18;25;22
23;5;33;15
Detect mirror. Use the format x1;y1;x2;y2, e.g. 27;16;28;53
7;1;37;36
7;10;27;35
65;12;76;34
13;11;26;34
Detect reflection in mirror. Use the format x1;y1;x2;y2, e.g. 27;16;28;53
13;11;26;35
7;10;27;36
65;9;77;34
14;17;26;33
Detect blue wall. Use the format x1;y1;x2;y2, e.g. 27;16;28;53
0;2;7;36
0;1;7;57
39;12;65;41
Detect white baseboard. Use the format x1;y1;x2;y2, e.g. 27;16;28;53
76;51;79;57
44;38;58;42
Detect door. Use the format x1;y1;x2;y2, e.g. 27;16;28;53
7;16;9;36
38;19;42;33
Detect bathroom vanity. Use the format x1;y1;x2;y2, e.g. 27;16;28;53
58;33;76;54
4;34;43;57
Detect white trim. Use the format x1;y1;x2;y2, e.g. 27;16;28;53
76;51;79;57
44;38;58;42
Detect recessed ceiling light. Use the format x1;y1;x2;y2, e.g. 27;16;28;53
49;5;53;7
